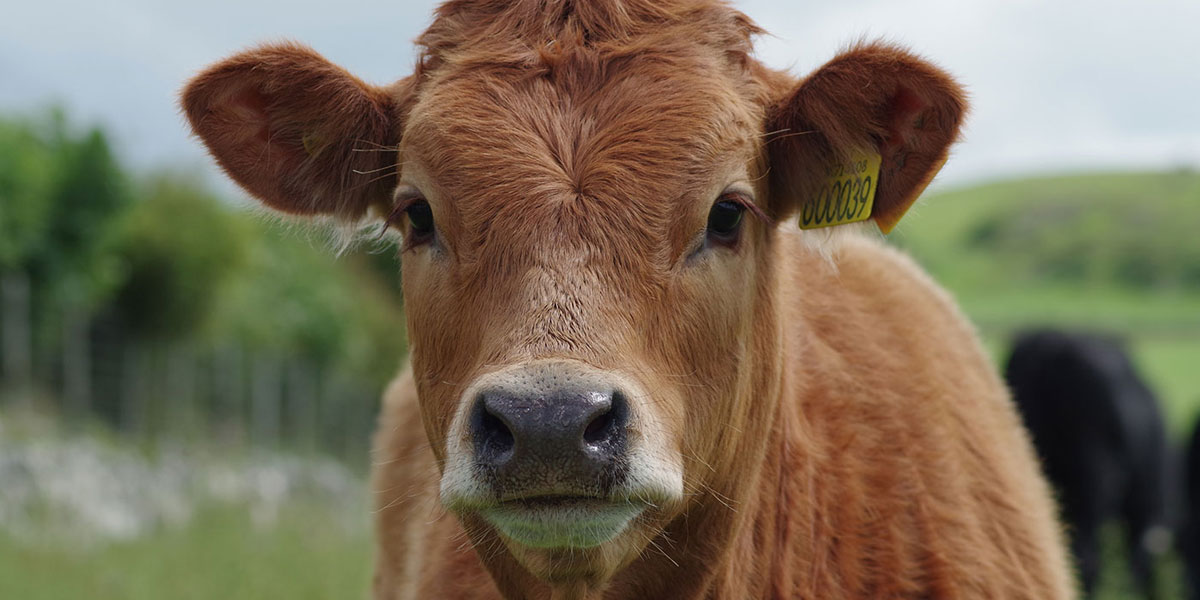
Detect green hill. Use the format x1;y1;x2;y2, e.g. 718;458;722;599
890;170;1200;435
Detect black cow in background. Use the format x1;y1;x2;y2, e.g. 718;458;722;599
1005;329;1172;599
1184;418;1200;600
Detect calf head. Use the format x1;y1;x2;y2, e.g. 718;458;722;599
182;0;964;591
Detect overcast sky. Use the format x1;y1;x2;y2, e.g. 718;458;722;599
2;0;1197;196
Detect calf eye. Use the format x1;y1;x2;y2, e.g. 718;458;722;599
706;197;745;243
386;189;436;249
406;201;435;238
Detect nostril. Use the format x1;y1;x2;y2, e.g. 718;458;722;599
583;390;628;448
583;407;615;444
472;398;515;464
481;409;515;454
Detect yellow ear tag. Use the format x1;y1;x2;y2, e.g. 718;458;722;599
798;150;882;230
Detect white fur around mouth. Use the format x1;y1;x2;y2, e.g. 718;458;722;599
481;499;645;549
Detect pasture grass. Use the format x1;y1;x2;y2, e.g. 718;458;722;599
0;503;372;600
978;332;1200;439
902;170;1200;440
0;496;1187;599
899;170;1200;274
1093;523;1187;600
1130;337;1200;437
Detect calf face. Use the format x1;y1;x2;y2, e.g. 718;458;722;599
182;0;964;586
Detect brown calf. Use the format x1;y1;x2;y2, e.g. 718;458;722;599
182;1;1074;598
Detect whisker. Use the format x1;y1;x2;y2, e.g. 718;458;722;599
349;168;400;190
757;128;790;139
765;129;817;143
373;490;418;514
352;163;401;175
646;535;680;568
352;139;400;150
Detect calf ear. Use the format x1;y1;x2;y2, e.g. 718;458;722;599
766;43;966;233
181;43;402;219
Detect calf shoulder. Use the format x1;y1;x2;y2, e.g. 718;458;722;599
774;233;1074;598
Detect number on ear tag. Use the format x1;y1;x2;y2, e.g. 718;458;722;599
798;150;881;230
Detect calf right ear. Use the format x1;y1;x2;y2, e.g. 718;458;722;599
766;43;967;233
181;43;404;220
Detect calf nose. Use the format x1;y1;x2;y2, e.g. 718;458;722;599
470;387;629;491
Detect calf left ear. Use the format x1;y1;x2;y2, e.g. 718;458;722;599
766;43;966;233
181;43;404;220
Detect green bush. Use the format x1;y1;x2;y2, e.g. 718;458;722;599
0;108;407;398
0;112;132;310
205;221;406;383
0;117;55;269
109;175;249;339
965;189;1200;290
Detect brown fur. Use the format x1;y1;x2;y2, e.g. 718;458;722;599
373;237;1073;599
181;1;1074;598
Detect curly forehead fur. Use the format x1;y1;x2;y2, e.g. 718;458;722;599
401;0;778;263
416;0;762;73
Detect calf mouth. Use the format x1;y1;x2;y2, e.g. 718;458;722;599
440;361;686;554
480;494;647;549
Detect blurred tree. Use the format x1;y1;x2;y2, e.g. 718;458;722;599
6;114;133;311
0;117;55;270
207;221;406;384
0;108;407;441
108;174;249;339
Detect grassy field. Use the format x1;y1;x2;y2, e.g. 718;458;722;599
975;328;1200;438
0;505;1183;600
895;170;1200;438
0;503;372;600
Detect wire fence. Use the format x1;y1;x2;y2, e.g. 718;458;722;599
0;271;381;467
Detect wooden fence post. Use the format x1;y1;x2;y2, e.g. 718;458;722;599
251;353;281;448
1;271;33;400
61;305;91;417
